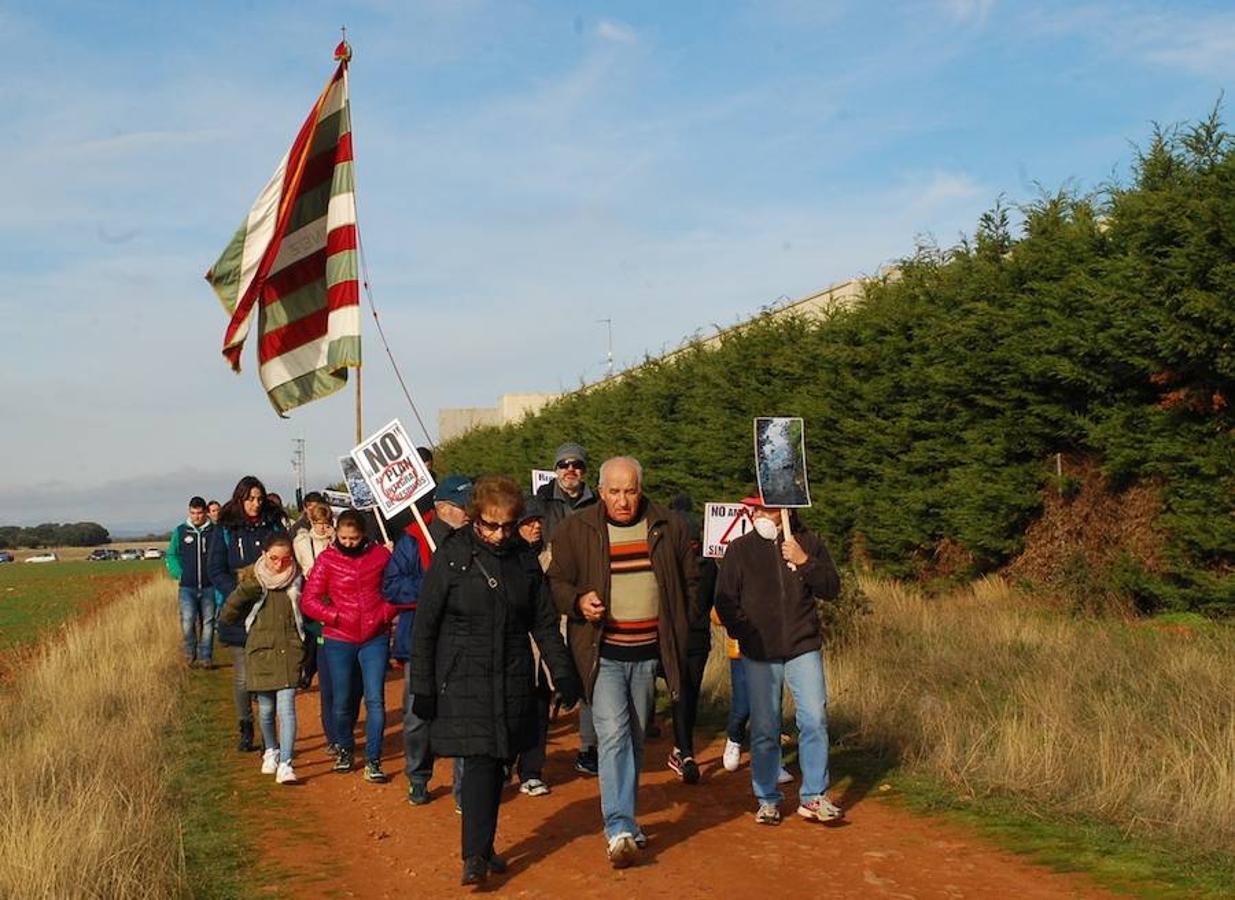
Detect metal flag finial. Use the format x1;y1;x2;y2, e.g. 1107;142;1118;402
335;26;352;63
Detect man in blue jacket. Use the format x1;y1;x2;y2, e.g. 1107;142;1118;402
166;496;217;668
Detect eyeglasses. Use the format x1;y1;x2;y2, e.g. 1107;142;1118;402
476;517;516;533
556;460;585;471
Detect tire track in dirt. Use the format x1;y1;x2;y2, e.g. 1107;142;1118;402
242;669;1114;898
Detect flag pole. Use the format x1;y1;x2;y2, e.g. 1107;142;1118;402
355;364;363;444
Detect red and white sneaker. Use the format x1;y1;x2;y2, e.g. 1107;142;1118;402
797;796;843;822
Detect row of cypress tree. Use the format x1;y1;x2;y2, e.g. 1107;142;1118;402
440;112;1235;615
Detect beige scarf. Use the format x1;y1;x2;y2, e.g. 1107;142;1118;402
254;553;298;592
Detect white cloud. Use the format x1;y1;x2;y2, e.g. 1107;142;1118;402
596;18;637;45
941;0;996;25
1023;3;1235;79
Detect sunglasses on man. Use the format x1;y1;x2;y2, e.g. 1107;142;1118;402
556;460;585;471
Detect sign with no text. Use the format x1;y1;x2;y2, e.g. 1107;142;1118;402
349;419;435;518
703;502;754;558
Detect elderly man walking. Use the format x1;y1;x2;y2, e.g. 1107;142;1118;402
547;456;698;868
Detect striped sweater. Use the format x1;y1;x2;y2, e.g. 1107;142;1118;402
602;519;660;661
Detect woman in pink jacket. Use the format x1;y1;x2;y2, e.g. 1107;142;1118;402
299;509;396;782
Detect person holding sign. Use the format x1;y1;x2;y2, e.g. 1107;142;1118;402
547;456;698;869
299;509;397;783
409;476;580;886
714;495;842;826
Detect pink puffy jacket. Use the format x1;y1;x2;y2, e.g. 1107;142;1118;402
299;542;396;644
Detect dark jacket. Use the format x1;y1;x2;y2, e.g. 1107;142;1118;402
409;528;578;759
536;479;596;544
383;532;425;610
208;515;285;646
166;519;215;590
713;527;841;662
218;567;305;691
546;499;698;703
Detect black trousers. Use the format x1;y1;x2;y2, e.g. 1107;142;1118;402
461;755;508;860
516;684;552;782
672;649;710;758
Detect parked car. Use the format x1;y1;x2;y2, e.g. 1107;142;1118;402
0;552;14;563
25;552;59;563
88;549;119;562
119;549;143;561
143;548;164;560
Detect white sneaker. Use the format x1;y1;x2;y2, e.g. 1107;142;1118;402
260;748;279;775
519;778;550;797
722;739;741;772
777;766;794;784
798;795;843;822
275;762;298;784
606;832;637;869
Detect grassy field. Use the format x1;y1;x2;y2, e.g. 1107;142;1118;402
0;559;159;653
701;575;1235;897
0;577;186;896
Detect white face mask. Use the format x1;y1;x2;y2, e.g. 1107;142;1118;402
753;517;779;540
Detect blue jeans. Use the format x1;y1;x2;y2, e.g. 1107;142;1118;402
323;634;388;762
591;657;657;840
746;651;830;805
178;586;215;663
578;701;598;749
256;688;297;764
726;657;750;743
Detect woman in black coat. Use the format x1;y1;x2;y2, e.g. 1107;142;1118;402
410;475;580;886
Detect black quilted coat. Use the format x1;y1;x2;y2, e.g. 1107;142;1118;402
409;527;578;759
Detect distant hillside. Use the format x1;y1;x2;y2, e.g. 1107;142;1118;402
440;111;1235;616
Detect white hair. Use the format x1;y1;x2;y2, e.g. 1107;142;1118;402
598;456;643;489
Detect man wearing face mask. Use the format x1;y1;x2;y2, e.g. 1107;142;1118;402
713;494;842;828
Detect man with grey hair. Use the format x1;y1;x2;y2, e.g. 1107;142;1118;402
547;456;698;869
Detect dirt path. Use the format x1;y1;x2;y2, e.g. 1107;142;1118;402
246;669;1113;898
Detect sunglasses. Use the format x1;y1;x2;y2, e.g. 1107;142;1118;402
556;460;585;471
476;517;516;533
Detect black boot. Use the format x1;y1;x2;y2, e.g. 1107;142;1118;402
461;856;488;885
237;719;255;753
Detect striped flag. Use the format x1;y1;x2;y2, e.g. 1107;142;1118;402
205;41;361;416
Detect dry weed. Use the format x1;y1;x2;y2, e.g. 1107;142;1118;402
0;577;187;898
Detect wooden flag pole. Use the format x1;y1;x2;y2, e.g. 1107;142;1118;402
355;365;363;445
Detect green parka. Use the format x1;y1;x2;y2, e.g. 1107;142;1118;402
218;566;305;692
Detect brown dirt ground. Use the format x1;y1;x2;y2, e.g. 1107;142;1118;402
240;668;1115;899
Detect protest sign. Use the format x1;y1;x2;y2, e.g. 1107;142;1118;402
349;419;435;519
532;469;556;495
703;502;754;558
338;455;378;510
754;416;811;507
322;488;353;509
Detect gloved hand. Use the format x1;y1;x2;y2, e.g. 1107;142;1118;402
411;692;437;721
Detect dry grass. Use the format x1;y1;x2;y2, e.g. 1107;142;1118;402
837;576;1235;848
0;577;189;898
703;575;1235;850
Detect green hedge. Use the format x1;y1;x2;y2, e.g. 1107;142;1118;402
440;113;1235;615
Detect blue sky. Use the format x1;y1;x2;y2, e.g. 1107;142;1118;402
3;0;1233;533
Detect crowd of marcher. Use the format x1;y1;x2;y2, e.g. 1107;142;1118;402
168;441;842;885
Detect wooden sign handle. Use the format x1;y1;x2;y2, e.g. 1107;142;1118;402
780;508;798;571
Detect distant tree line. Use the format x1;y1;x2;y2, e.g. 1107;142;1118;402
0;523;111;549
439;109;1235;616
